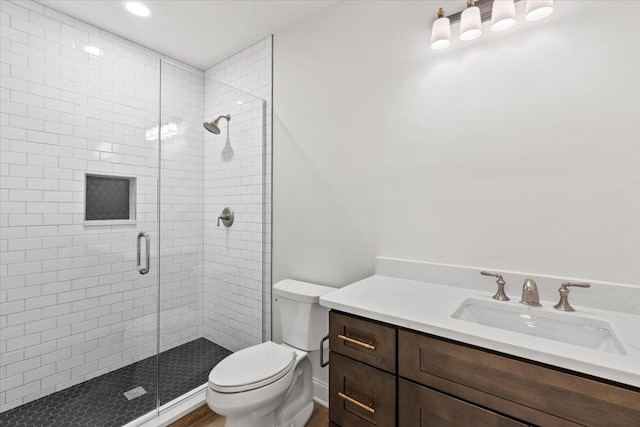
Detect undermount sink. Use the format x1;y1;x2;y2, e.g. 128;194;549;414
452;298;626;355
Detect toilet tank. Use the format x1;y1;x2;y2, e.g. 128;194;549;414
274;280;335;351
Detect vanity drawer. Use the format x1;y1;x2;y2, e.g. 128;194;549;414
329;311;396;373
398;329;640;427
329;353;396;427
399;379;527;427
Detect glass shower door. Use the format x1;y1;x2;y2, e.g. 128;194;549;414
0;31;160;425
156;64;267;408
156;60;228;406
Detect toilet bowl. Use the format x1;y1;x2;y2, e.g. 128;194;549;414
206;280;334;427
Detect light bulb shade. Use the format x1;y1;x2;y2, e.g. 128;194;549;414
460;6;482;41
491;0;516;32
431;17;451;50
525;0;553;21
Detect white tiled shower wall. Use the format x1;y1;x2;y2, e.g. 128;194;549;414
0;0;253;412
158;62;204;352
203;37;273;351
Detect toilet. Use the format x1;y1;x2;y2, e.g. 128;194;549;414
206;279;334;427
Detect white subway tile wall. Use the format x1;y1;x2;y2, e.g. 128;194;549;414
202;37;273;351
1;0;164;411
159;62;205;353
0;0;272;412
0;0;275;414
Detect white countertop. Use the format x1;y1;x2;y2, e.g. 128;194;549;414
320;273;640;388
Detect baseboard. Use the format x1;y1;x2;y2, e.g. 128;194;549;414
312;377;328;408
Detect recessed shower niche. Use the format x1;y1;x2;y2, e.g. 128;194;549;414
84;173;137;224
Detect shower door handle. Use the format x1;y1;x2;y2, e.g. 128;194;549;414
137;232;150;275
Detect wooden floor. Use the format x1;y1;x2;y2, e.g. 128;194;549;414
169;402;328;427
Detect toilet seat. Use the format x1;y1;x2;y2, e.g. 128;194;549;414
208;341;296;393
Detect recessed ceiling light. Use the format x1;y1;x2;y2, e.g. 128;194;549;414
123;1;152;18
84;45;103;56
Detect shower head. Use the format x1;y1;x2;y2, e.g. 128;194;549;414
203;114;231;134
203;121;220;134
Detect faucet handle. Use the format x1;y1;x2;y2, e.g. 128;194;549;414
481;271;505;284
554;282;591;312
217;207;234;227
562;282;591;289
481;271;510;301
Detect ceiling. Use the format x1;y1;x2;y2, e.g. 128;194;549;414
38;0;337;70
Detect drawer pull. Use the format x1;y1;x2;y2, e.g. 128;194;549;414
338;334;376;350
338;391;376;414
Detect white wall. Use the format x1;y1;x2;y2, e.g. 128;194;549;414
0;0;204;412
272;0;640;331
203;37;273;351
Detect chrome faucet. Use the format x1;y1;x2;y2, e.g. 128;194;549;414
553;282;590;312
520;279;542;307
481;271;510;301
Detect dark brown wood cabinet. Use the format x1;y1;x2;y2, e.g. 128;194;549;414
398;379;527;427
328;310;640;427
328;311;397;426
329;311;396;373
329;353;396;427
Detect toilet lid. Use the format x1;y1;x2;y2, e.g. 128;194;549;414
208;341;296;393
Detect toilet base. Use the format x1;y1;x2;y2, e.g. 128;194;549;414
220;401;312;427
280;401;313;427
274;354;313;427
222;411;275;427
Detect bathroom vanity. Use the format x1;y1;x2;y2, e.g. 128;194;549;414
320;258;640;427
327;311;638;426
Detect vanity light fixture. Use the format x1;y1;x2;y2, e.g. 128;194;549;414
525;0;554;21
430;0;555;50
491;0;516;32
430;8;452;50
123;1;152;18
460;0;482;41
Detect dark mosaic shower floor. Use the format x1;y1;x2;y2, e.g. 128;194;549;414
0;338;231;427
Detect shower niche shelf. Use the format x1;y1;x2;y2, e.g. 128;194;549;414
84;173;137;226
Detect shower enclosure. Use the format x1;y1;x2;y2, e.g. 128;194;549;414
0;2;269;425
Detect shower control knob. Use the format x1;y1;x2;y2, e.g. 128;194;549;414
217;207;234;227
